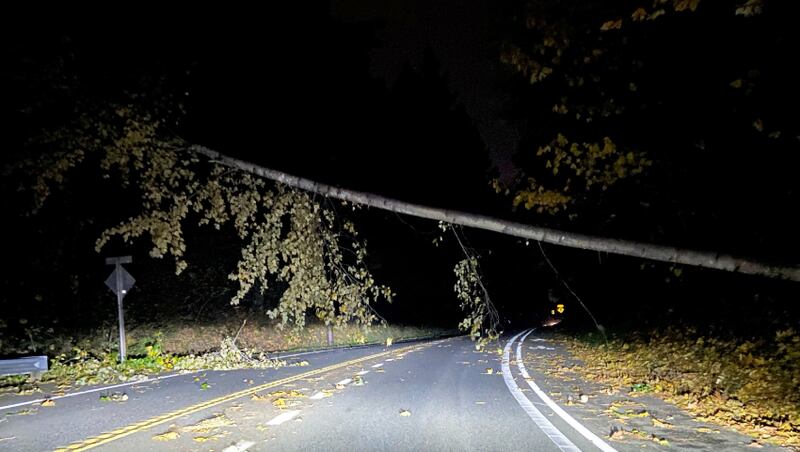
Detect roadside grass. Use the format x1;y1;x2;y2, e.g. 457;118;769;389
561;327;800;448
0;317;452;391
131;318;453;356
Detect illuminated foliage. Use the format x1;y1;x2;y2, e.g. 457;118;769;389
445;223;500;348
24;106;392;330
454;257;498;347
566;328;800;447
506;134;650;214
496;0;778;216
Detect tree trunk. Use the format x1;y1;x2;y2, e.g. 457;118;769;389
191;145;800;282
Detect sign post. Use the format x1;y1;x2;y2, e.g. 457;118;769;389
105;256;135;362
326;325;334;346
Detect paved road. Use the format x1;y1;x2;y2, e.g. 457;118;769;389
0;330;775;451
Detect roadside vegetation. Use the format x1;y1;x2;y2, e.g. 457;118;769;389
560;328;800;448
0;316;451;392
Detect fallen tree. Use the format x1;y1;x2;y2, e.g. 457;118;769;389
191;145;800;282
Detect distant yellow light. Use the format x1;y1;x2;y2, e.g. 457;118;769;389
556;304;565;314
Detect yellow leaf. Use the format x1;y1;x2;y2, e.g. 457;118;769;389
41;399;55;407
674;0;700;12
399;409;412;416
631;8;648;21
735;0;763;16
652;417;673;428
152;431;180;441
193;433;226;443
600;19;622;31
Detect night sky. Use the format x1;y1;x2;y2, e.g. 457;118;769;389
332;0;521;177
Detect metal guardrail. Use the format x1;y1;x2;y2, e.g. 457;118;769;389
0;356;48;378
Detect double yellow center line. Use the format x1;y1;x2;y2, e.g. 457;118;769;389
56;343;421;451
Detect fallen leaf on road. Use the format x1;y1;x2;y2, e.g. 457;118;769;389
268;390;305;398
193;432;227;442
200;381;210;390
272;398;287;408
609;427;625;440
183;414;234;433
100;392;128;402
652;417;672;428
41;399;55;407
152;431;180;441
399;409;412;417
484;368;494;375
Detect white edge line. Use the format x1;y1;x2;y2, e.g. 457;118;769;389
222;439;256;452
371;363;384;368
502;330;580;452
265;409;301;425
0;371;200;412
356;370;370;375
517;329;617;452
309;391;325;400
336;378;352;386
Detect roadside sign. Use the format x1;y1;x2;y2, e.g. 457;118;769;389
104;266;135;297
105;256;134;362
0;356;48;378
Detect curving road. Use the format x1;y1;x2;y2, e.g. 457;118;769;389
0;330;776;451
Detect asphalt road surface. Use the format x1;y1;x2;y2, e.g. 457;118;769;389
0;330;779;451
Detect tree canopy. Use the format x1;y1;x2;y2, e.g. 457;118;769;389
495;0;798;262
